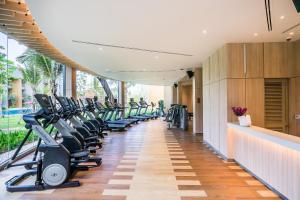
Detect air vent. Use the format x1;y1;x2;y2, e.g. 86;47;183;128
72;40;193;57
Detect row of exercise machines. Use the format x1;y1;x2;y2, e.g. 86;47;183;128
5;94;159;192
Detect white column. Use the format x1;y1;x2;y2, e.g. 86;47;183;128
65;66;73;97
163;86;173;110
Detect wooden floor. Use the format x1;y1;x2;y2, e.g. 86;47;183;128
0;119;281;200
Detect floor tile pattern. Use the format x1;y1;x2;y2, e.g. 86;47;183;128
0;120;281;200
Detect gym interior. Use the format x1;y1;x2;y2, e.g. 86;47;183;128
0;1;300;199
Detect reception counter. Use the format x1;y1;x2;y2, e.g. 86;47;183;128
228;123;300;200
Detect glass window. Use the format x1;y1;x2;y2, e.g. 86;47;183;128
125;82;164;106
76;71;103;99
76;71;117;103
0;32;9;162
107;78;120;100
0;31;66;165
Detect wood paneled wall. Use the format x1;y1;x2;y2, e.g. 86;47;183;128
289;40;300;136
172;86;178;104
180;85;193;113
193;68;203;134
203;40;300;158
71;68;77;99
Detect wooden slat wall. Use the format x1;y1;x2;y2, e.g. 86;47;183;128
203;40;300;158
226;43;245;78
245;43;264;78
71;67;77;98
264;79;288;133
264;43;289;78
180;85;193;113
245;79;265;127
0;0;94;74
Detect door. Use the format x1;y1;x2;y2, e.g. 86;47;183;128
264;79;289;133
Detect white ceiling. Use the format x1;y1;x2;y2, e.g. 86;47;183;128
26;0;300;85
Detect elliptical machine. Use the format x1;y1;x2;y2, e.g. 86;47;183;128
165;104;188;130
5;105;80;192
55;95;102;150
34;94;102;167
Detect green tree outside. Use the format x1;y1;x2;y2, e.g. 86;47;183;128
0;45;17;117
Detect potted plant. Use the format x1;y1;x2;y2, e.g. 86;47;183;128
232;107;251;127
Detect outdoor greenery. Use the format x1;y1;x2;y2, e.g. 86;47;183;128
0;115;25;130
8;94;17;107
17;49;64;110
93;77;106;101
0;38;65;157
0;129;37;153
0;45;18;117
76;71;88;97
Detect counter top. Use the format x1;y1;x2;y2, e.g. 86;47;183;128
228;123;300;152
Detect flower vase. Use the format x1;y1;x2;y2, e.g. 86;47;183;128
238;115;252;127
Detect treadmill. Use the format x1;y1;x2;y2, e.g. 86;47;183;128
150;102;159;119
85;97;128;131
112;98;139;124
69;97;106;135
128;98;149;121
139;98;156;119
104;97;134;126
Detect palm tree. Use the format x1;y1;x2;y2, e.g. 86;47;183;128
17;49;64;95
19;64;42;111
17;50;43;111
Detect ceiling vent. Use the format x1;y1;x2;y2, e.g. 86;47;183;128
72;40;193;57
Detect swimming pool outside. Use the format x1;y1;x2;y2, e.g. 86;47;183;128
0;108;32;116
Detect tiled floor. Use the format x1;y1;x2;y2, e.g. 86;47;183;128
0;120;281;200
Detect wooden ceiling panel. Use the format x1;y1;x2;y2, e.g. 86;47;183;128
0;9;13;15
5;22;39;31
0;1;27;13
0;19;22;25
0;0;94;74
0;12;33;22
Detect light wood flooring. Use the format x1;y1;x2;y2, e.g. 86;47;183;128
0;119;281;200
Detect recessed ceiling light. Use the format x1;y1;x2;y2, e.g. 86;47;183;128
254;33;258;37
202;30;207;34
98;47;103;51
155;55;159;59
289;32;294;35
280;15;285;20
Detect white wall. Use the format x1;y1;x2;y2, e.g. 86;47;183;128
163;86;173;110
